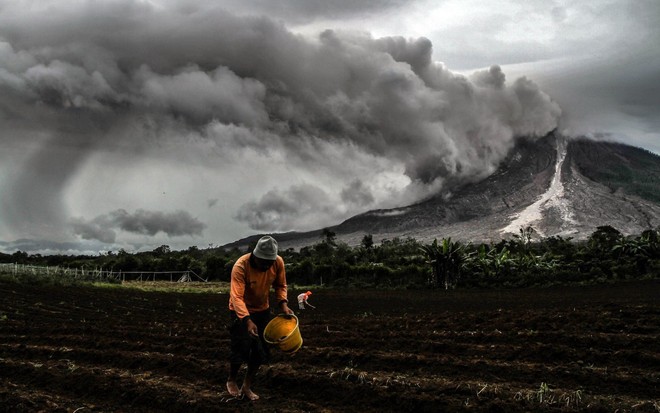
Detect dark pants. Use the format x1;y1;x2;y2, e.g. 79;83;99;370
228;310;273;366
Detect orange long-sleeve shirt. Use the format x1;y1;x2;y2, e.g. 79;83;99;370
228;253;288;319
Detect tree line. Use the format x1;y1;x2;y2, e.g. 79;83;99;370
1;226;658;289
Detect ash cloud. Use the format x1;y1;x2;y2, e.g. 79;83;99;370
0;1;561;240
341;179;375;208
229;0;409;23
0;238;111;256
71;209;206;243
234;184;341;232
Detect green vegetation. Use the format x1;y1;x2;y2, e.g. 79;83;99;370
91;281;231;294
1;226;658;289
570;140;660;204
0;263;120;287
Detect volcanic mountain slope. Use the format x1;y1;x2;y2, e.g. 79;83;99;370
225;133;660;250
557;138;660;236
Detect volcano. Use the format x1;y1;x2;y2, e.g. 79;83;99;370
225;133;660;249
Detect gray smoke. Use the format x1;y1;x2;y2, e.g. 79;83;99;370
0;1;561;239
234;184;338;232
71;209;206;243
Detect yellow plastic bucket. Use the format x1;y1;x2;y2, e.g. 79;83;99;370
264;314;303;353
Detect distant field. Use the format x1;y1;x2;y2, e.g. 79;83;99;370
1;281;658;412
111;280;231;294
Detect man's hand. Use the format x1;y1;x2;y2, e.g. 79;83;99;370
246;318;259;338
280;302;294;315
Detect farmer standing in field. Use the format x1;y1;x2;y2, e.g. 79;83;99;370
227;235;293;401
297;291;315;310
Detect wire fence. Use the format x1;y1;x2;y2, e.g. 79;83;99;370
0;263;207;282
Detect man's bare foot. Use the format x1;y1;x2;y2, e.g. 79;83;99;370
226;380;240;397
241;387;260;401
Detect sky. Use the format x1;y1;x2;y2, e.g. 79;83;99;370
1;0;658;255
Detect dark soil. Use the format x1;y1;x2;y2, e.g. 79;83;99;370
1;280;658;412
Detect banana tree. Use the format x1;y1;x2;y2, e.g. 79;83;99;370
491;247;513;278
612;230;658;273
465;244;493;277
420;238;466;289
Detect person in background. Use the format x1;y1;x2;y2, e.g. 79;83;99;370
297;291;315;310
226;235;294;401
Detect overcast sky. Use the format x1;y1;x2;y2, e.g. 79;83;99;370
1;0;658;255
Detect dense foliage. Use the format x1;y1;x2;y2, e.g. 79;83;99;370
1;226;658;289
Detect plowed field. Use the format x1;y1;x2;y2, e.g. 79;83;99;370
1;280;658;412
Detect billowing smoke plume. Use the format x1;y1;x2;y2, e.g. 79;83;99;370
0;1;560;242
71;209;206;243
234;184;340;232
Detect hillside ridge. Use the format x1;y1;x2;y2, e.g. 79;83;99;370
224;134;660;250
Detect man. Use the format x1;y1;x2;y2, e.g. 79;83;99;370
297;291;315;310
226;235;293;401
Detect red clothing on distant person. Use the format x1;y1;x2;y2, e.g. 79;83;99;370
297;292;311;304
297;291;313;309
